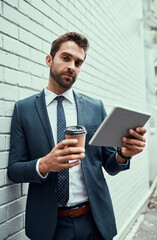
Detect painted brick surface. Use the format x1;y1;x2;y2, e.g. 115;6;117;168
0;0;150;239
0;205;7;224
0;152;9;169
7;197;27;220
7;229;28;240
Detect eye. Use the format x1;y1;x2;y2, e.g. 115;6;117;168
75;61;82;68
62;55;69;61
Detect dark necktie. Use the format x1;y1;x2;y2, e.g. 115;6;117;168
56;96;69;206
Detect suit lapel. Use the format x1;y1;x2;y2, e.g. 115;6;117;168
35;90;55;148
34;90;86;149
73;91;86;127
73;91;87;169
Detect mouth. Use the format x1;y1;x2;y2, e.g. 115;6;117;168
63;74;74;79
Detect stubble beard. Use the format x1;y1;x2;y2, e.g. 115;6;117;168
50;67;76;89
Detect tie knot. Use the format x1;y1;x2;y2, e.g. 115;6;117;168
55;95;65;104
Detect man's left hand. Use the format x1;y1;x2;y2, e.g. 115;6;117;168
117;127;147;164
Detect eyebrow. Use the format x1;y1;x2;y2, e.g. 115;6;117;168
61;52;84;63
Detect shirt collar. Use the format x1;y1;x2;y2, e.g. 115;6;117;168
44;87;75;106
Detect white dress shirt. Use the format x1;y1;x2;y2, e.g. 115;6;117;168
37;87;88;206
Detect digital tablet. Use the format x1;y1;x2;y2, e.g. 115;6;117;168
89;106;151;147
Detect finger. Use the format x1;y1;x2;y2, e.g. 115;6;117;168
122;142;144;153
59;152;85;162
135;127;147;135
61;146;85;156
122;137;145;147
57;139;78;149
128;129;146;142
61;160;81;169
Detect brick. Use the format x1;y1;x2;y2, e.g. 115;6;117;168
45;0;60;12
65;9;75;24
19;28;43;50
18;87;37;101
0;169;5;187
19;57;43;76
0;205;7;224
58;0;68;7
5;135;10;150
8;214;24;238
23;212;25;227
0;34;2;48
0;185;21;205
0;67;4;83
42;15;60;36
3;0;19;9
42;40;52;54
3;35;31;58
4;68;32;88
19;0;43;23
0;221;8;239
21;183;29;196
0;152;9;168
19;58;31;74
0;18;18;39
30;20;51;42
0;51;18;69
31;75;46;91
68;1;79;16
74;0;86;15
0;101;4;116
7;229;29;240
0;1;2;15
0;84;18;101
67;22;78;33
30;48;46;65
3;3;31;30
50;9;64;27
0;117;11;134
74;17;85;32
3;101;15;117
31;0;51;18
42;66;49;80
5;170;13;185
60;4;71;20
7;197;26;220
0;135;5;151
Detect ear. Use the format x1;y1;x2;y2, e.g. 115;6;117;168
46;55;52;67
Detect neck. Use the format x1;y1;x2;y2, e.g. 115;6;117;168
47;76;71;95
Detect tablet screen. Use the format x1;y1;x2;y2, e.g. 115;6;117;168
89;107;151;147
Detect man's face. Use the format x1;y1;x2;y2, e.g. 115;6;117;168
50;41;85;90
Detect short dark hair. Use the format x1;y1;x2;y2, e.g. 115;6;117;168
50;32;89;60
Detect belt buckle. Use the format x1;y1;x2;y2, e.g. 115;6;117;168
69;209;73;217
68;206;79;217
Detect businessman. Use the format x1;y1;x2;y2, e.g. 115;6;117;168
8;32;146;240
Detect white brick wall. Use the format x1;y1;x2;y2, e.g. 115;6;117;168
0;0;151;239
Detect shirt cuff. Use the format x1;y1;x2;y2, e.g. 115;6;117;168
36;158;49;179
116;154;130;169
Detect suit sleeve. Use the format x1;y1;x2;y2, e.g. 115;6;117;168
100;101;130;175
7;103;45;184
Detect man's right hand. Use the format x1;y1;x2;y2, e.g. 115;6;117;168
39;139;85;176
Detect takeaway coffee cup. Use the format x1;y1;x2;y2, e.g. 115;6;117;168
64;126;87;147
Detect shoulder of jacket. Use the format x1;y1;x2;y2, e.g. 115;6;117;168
16;90;43;106
74;91;102;104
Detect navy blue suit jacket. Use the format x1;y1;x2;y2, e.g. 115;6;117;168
8;90;129;240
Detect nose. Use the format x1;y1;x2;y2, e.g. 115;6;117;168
67;61;75;72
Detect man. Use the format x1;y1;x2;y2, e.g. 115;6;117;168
8;32;146;240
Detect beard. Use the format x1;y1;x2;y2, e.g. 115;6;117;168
50;67;77;89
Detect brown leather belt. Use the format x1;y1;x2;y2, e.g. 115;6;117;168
58;204;91;217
